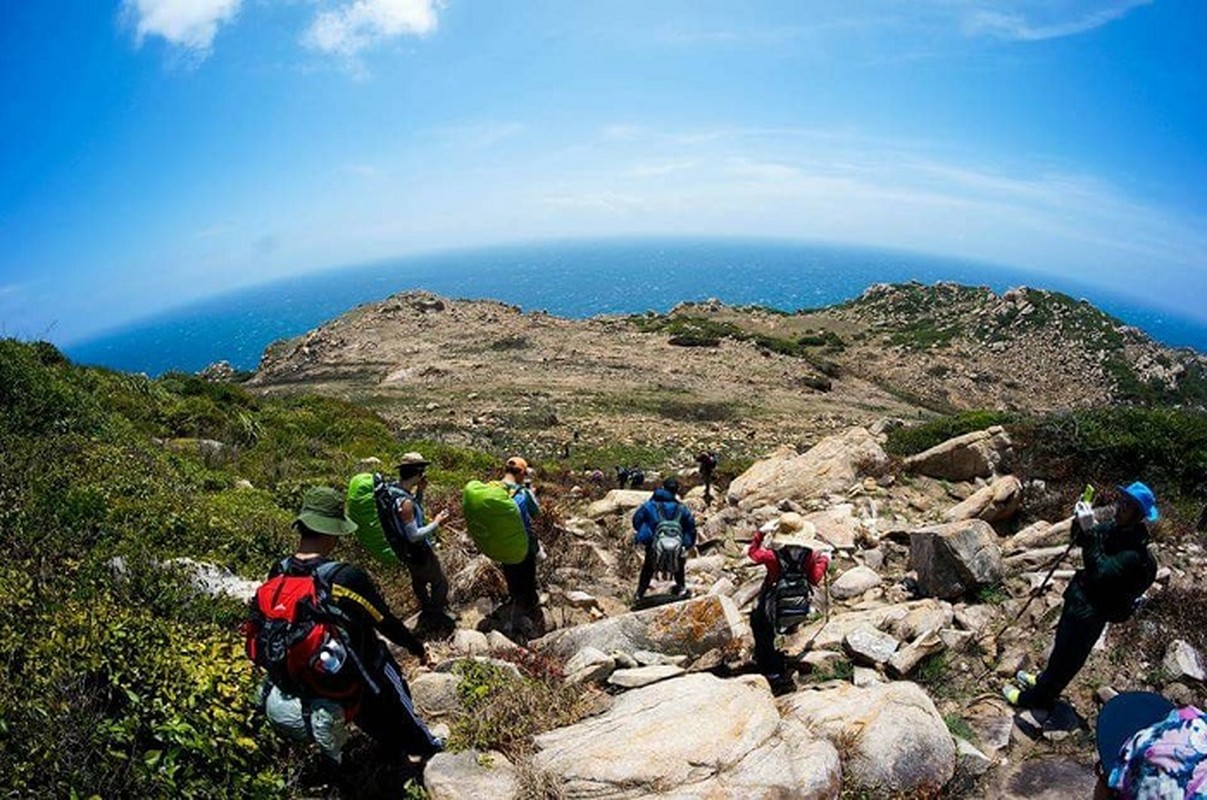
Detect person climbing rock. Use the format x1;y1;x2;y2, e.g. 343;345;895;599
1003;482;1159;711
632;478;697;601
384;452;454;634
747;513;830;693
501;456;543;626
246;487;442;765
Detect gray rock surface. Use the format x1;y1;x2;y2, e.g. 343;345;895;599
843;624;901;666
902;427;1013;482
830;565;883;600
425;750;518;800
606;664;685;688
910;520;1005;599
727;429;889;510
1164;639;1206;683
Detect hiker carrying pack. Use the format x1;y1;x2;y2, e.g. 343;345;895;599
632;479;697;601
746;513;830;687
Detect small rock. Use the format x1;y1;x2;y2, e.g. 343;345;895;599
831;566;884;600
563;590;599;610
234;478;254;490
452;629;491;656
843;624;900;666
955;737;993;777
1163;639;1205;683
607;664;686;688
853;667;883;687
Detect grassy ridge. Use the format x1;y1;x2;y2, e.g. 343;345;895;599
0;339;506;797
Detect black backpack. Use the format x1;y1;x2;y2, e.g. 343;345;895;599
770;547;813;634
373;478;431;564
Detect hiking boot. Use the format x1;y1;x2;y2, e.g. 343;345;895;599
670;584;685;597
1015;670;1038;689
1002;684;1022;706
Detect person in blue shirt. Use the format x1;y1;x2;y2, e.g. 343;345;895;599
632;478;697;600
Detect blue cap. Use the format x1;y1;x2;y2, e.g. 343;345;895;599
1095;691;1175;772
1117;482;1159;523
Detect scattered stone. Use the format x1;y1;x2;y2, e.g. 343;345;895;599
782;681;956;792
853;666;884;687
563;590;599;610
943;475;1023;524
1163;639;1206;683
565;647;616;684
411;672;463;718
887;630;945;678
234;478;254;490
890;598;954;641
586;490;652;519
354;456;383;473
452;629;491;656
607;664;685;688
162;558;259;603
955;736;993;777
909;520;1005;599
843;624;900;666
708;576;736;597
486;630;519;652
830;565;884;600
965;698;1015;757
804;503;863;550
799;650;845;672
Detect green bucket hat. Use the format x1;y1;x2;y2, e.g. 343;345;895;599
295;486;358;536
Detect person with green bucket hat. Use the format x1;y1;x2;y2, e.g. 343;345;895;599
249;486;442;764
1004;482;1159;712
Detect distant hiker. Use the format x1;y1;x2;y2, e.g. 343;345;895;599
696;451;718;505
628;466;645;488
615;466;631;489
1003;482;1159;710
747;513;830;692
246;487;441;765
632;478;697;601
386;452;454;633
1093;692;1207;799
501;456;543;621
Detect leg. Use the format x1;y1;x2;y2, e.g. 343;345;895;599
751;592;785;676
1017;607;1107;709
353;653;442;759
408;561;432;612
635;544;656;599
672;554;686;595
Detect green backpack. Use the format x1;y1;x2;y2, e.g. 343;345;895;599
346;473;399;566
462;480;529;565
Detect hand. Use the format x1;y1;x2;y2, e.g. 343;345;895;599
434;509;450;526
1074;501;1095;530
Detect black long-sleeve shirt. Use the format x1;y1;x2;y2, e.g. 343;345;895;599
271;556;424;659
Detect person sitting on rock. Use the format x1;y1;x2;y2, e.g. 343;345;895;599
632;478;697;601
386;452;454;634
247;487;442;766
1003;482;1159;711
746;513;830;691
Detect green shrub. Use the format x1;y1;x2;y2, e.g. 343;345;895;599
885;410;1016;457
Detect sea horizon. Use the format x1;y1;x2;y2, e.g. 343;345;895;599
63;237;1207;376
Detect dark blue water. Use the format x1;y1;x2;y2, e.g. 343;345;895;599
66;237;1207;376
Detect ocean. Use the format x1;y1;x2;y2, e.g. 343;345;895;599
65;238;1207;376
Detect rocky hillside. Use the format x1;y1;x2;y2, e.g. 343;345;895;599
248;283;1207;465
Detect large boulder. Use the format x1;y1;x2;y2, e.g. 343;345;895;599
804;503;864;550
910;520;1004;600
902;426;1013;482
727;429;889;510
425;750;518;800
532;595;747;662
830;565;883;600
587;490;654;519
533;674;841;799
943;475;1023;524
781;681;956;792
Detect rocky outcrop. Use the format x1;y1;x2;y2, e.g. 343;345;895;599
586;490;654;520
903;427;1013;482
781;681;956;792
943;475;1023;523
532;595;747;663
910;520;1004;599
533;674;841;799
727;428;889;510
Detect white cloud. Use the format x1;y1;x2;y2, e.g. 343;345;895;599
123;0;241;54
305;0;442;57
964;0;1153;42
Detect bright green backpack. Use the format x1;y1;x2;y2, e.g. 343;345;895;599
462;480;529;565
346;473;399;566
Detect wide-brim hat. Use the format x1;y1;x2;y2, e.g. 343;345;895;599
1095;691;1175;771
396;451;430;470
1117;482;1159;523
295;486;358;536
771;515;824;549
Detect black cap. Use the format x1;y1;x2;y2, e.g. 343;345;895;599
1095;691;1175;771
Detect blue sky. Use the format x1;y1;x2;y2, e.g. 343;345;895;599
1;1;1204;344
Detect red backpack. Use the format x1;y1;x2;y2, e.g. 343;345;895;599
245;559;363;707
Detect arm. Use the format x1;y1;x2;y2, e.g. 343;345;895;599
1080;527;1144;586
330;566;425;658
807;551;831;585
747;530;777;568
395;498;441;544
632;502;652;544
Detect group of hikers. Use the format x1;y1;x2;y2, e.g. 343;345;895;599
245;457;1205;798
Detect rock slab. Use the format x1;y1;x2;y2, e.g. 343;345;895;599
727;429;889;510
910;520;1005;599
425;750;518;800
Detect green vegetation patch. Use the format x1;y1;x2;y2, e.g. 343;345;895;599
885;410;1017;457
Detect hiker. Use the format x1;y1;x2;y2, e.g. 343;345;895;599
615;466;631;489
696;451;718;505
1093;691;1207;798
1003;482;1159;710
500;456;542;619
631;478;698;601
247;487;442;764
628;466;645;488
385;452;454;633
747;513;830;691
